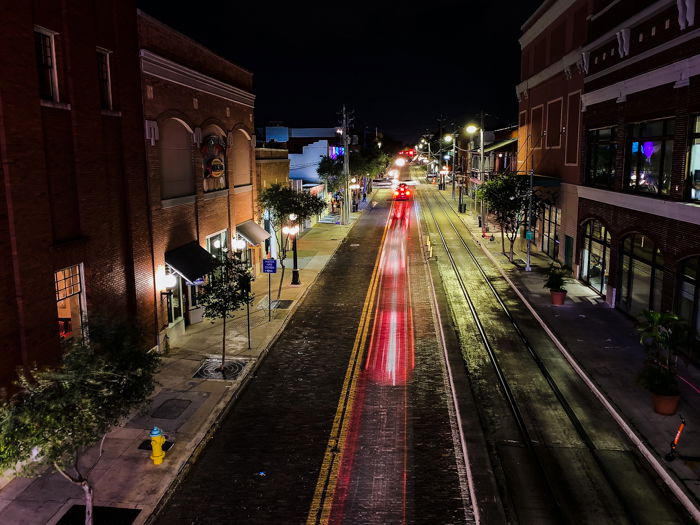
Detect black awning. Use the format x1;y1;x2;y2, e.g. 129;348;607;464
236;220;270;246
165;241;217;284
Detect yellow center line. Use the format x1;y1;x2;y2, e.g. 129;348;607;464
306;203;393;525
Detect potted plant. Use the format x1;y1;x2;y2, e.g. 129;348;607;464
543;262;571;305
637;310;690;415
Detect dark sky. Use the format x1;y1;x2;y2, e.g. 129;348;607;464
137;1;542;144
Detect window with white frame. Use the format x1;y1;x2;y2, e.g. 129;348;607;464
34;26;60;102
96;47;113;110
55;264;85;340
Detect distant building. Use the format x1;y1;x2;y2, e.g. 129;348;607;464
0;1;154;390
256;146;290;259
138;11;266;343
265;126;343;183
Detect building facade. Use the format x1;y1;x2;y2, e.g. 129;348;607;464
579;0;700;355
256;146;290;259
138;12;265;344
0;1;155;390
517;0;590;268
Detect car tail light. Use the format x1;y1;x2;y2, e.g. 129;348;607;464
394;191;399;196
406;190;411;195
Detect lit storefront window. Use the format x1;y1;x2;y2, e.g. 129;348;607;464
626;118;674;195
206;230;228;261
55;264;85;340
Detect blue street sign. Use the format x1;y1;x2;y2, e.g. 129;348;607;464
262;259;277;273
525;230;534;241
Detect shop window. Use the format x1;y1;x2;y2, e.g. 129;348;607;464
586;127;616;188
685;116;700;201
677;256;700;361
540;204;560;260
580;220;611;296
96;48;112;110
618;233;664;317
625;118;674;195
206;230;228;262
55;264;85;340
34;27;60;102
164;265;183;325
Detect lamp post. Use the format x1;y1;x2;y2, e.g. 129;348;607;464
466;123;485;227
282;214;301;285
525;169;534;272
443;134;457;197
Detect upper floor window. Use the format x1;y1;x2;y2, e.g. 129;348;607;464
160;118;195;199
626;118;674;195
55;264;85;340
686;116;700;201
96;48;113;110
34;27;59;102
586;127;616;188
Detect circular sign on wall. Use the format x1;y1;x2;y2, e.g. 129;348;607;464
208;157;225;178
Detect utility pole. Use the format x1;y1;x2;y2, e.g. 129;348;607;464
341;105;351;225
479;111;486;230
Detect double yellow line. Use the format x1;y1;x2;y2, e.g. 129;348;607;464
306;208;391;525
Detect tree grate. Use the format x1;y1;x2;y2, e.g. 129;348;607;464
192;357;251;380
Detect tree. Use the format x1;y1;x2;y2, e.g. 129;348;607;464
0;321;160;525
197;253;252;370
477;172;547;263
317;155;344;193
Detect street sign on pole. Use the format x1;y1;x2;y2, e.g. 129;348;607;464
262;259;277;273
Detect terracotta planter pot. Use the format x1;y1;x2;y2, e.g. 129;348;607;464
652;393;680;415
550;290;567;305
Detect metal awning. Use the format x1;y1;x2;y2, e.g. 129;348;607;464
165;241;217;284
482;138;518;153
236;220;270;246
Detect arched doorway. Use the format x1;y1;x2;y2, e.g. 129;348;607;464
618;233;664;318
579;220;611;295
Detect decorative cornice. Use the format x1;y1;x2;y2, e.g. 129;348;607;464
516;49;582;98
140;49;255;109
519;0;577;49
582;55;700;108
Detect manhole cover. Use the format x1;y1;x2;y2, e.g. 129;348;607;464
193;358;249;380
151;399;191;419
58;505;140;524
138;440;175;451
273;299;294;309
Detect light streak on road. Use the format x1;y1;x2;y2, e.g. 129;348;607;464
329;200;415;524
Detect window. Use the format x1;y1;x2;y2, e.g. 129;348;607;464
160;119;195;199
164;265;183;325
626;118;674;195
586;127;617;188
96;48;112;110
618;233;664;317
678;256;700;361
540;204;560;260
580;220;611;296
55;265;85;340
546;99;562;149
206;230;228;261
531;106;543;149
34;27;59;102
686;116;700;201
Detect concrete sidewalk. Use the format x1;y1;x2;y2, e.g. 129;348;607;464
437;190;700;513
0;202;370;525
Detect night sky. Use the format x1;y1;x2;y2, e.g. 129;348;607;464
137;1;543;144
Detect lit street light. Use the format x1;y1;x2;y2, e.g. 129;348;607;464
282;214;301;285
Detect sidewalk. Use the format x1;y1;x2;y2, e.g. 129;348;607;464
439;192;700;511
0;203;369;525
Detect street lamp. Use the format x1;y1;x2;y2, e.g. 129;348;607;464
282;214;301;285
466;123;485;226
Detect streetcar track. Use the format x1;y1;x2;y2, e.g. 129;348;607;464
417;186;688;524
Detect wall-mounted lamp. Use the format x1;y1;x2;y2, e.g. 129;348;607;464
160;273;177;299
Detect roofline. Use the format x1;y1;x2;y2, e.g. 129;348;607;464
520;0;554;32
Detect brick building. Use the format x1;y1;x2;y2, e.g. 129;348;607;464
255;146;290;260
0;1;155;390
138;12;266;344
579;0;700;354
517;0;590;267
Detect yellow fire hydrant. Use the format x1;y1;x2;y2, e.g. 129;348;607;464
149;426;166;465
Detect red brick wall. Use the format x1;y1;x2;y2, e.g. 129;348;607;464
0;1;155;392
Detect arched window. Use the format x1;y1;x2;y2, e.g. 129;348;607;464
618;233;663;317
678;256;700;359
231;129;251;187
579;220;611;295
160;119;194;199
